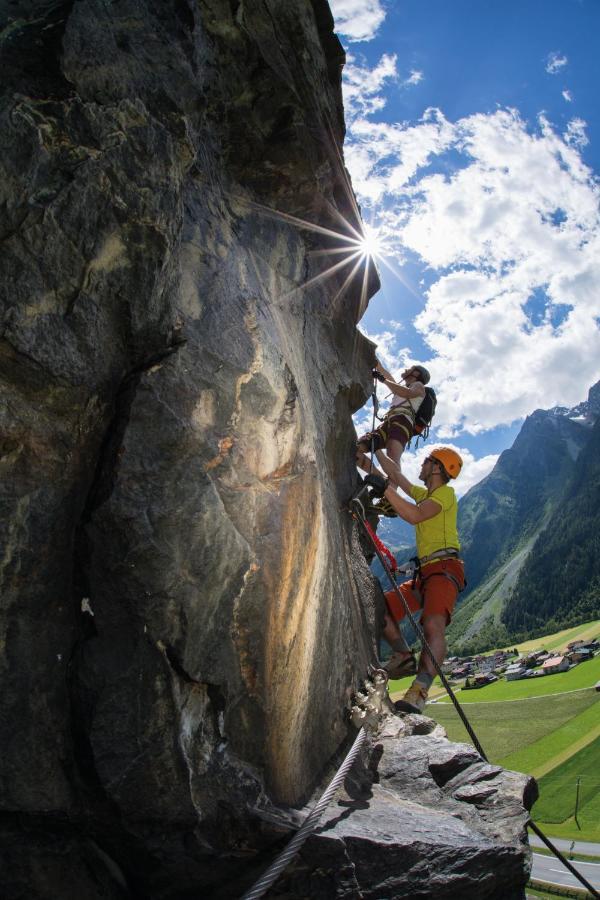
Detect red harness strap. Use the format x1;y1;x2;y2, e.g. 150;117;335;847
362;519;397;573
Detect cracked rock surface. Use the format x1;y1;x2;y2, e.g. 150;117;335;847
1;2;534;898
268;713;536;900
0;1;380;896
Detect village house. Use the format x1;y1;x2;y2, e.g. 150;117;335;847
505;663;528;681
541;655;570;675
568;647;594;664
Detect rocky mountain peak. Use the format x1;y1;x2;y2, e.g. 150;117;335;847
586;379;600;417
544;378;600;424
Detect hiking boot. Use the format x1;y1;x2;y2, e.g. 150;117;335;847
394;680;429;714
383;650;417;679
372;496;398;518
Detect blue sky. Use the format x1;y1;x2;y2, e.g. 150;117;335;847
329;0;600;494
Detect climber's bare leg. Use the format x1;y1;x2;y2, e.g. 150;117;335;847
374;438;403;483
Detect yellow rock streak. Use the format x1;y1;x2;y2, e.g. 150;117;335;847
263;472;326;803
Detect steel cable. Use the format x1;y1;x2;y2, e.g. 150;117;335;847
240;728;368;900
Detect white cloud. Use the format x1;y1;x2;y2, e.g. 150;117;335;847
404;69;424;87
342;58;600;435
357;322;412;376
565;117;588;147
562;89;573;103
546;51;568;74
343;53;398;122
329;0;387;42
344;106;455;205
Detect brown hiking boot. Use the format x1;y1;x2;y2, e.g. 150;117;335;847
383;651;417;679
394;680;429;714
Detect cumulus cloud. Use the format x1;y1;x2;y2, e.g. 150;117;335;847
345;106;455;206
546;51;568;74
342;54;600;435
343;53;398;121
329;0;387;42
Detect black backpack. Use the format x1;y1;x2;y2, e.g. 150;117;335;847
414;387;437;439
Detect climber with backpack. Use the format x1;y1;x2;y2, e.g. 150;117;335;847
364;447;465;713
356;361;437;517
356;361;435;472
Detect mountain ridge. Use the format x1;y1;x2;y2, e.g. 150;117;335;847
448;381;600;653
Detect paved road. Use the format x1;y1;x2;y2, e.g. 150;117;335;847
529;832;600;856
531;851;600;891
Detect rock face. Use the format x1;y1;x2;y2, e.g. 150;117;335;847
0;2;532;898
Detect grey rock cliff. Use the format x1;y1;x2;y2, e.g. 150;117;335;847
269;714;534;900
0;2;533;897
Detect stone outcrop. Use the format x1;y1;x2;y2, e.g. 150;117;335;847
0;2;533;898
266;713;535;899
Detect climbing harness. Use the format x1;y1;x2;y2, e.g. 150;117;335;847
419;547;460;565
417;558;465;597
241;674;388;900
351;500;600;899
384;550;465;613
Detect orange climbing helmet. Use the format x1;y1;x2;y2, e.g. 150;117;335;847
429;447;463;479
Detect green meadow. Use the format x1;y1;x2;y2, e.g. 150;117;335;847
533;737;600;826
500;699;600;775
429;690;599;766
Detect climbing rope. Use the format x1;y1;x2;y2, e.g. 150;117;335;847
352;502;487;757
363;517;397;573
240;728;368;900
368;372;378;474
353;504;600;899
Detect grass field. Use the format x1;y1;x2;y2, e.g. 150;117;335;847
423;690;598;764
533;815;600;842
527;881;589;899
499;700;600;776
510;621;600;655
436;654;600;703
533;737;600;829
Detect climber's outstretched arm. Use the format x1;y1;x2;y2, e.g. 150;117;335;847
381;488;441;526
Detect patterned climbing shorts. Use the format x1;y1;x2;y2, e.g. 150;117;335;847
358;412;413;452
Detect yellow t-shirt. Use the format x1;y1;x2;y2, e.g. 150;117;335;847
410;483;460;562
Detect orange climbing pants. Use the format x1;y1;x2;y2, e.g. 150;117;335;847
384;558;465;625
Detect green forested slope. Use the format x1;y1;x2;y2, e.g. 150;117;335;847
446;384;600;650
458;410;587;596
502;416;600;636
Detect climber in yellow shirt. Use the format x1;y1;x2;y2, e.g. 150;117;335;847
370;447;465;714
